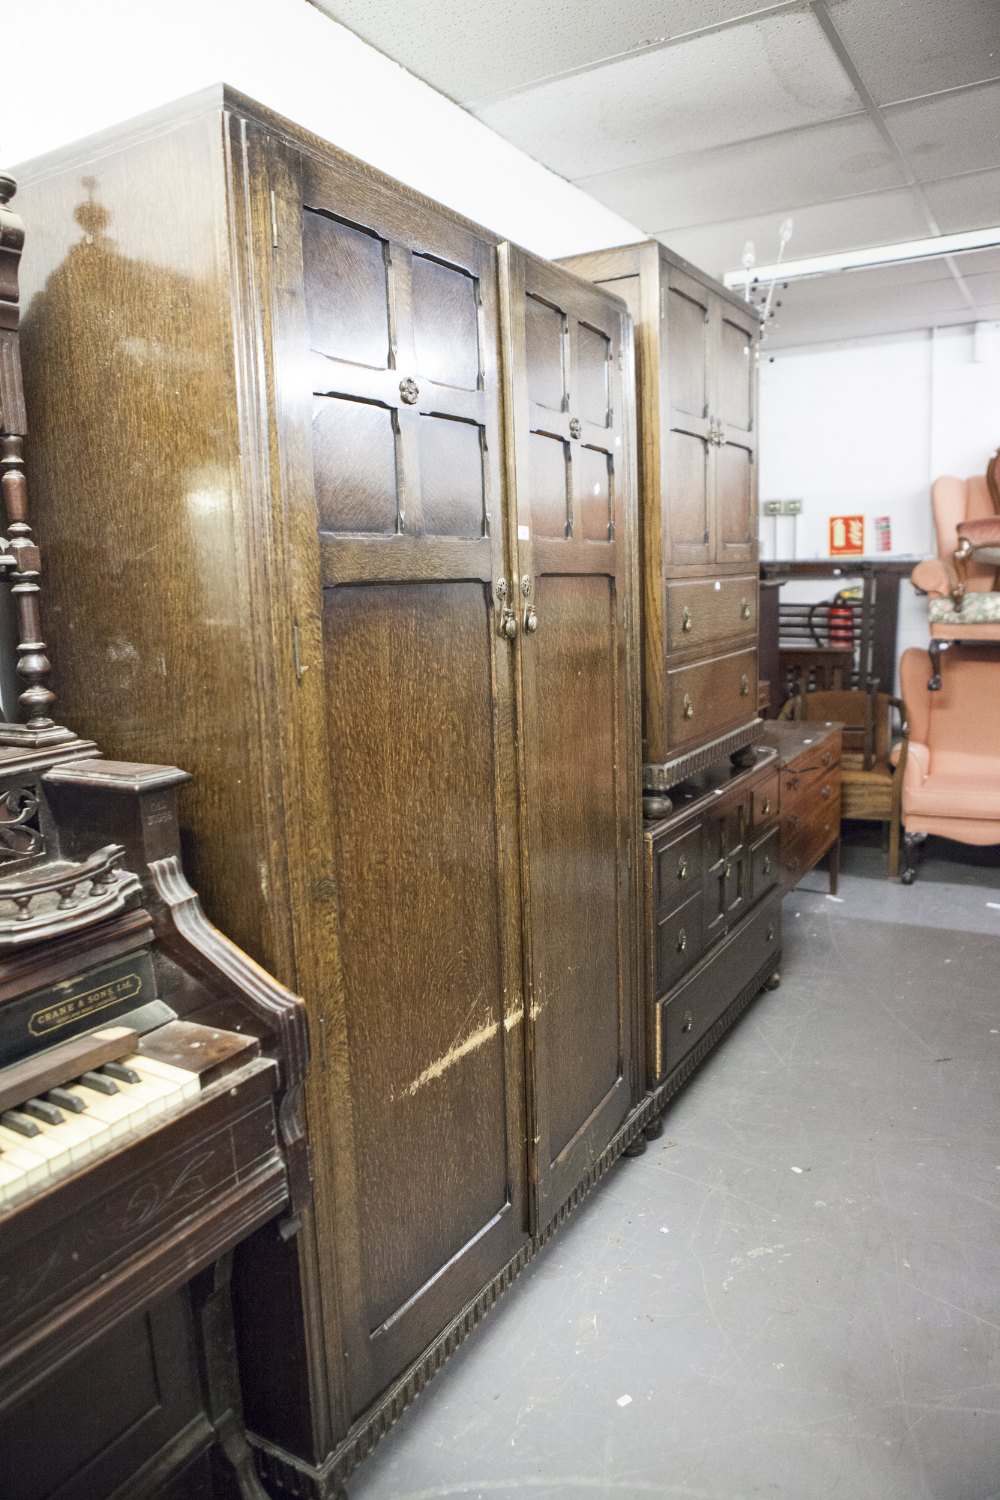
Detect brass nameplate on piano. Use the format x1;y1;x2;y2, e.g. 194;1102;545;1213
0;951;157;1067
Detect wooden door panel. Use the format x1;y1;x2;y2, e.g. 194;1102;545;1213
531;573;621;1162
500;245;637;1226
286;149;528;1414
411;253;481;390
666;283;709;420
302;210;391;369
717;314;754;432
312;396;398;534
664;429;710;563
323;582;511;1334
715;441;755;563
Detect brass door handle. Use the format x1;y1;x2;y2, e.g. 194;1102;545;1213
683;694;695;720
681;1009;693;1034
682;606;693;632
678;856;688;879
741;597;752;620
761;798;771;817
676;928;687;952
524;607;539;633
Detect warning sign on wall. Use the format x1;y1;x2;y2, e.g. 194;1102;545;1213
829;515;864;556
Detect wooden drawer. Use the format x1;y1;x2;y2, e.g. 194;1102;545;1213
656;890;781;1080
781;742;839;810
781;787;841;888
666;648;757;750
751;826;779;898
782;770;840;846
665;576;757;653
656;890;704;994
654;823;702;914
752;768;780;832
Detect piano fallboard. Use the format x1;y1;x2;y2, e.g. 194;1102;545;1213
0;1054;286;1413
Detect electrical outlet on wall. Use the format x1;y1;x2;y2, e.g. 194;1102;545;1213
782;499;803;516
763;500;782;516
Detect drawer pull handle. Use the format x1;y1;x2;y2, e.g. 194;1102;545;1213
763;856;771;875
767;923;775;943
821;751;832;767
724;860;732;878
677;928;687;953
681;1009;694;1034
678;856;688;879
740;675;750;696
761;798;771;817
741;597;752;620
822;783;832;800
683;694;695;720
787;774;799;791
682;605;693;633
786;813;799;831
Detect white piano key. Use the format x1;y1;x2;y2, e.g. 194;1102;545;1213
0;1157;28;1206
0;1122;75;1176
0;1136;51;1193
61;1083;150;1141
25;1105;114;1164
125;1055;200;1102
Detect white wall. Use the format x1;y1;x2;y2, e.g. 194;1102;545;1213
3;0;641;261
758;321;1000;685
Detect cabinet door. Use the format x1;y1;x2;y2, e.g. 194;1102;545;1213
500;246;638;1227
712;301;758;566
662;267;712;567
270;143;529;1419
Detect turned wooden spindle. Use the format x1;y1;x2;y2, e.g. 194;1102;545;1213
0;169;73;745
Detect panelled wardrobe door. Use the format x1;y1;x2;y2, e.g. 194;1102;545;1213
499;246;640;1226
713;301;758;567
662;265;712;570
271;142;529;1417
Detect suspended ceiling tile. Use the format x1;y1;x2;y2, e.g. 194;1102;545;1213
827;0;1000;106
659;188;930;279
309;0;785;106
475;10;862;180
581;114;907;230
962;270;1000;308
921;168;1000;233
885;80;1000;182
951;247;1000;276
767;305;981;347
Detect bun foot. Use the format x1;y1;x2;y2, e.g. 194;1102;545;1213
764;971;781;991
624;1134;648;1158
644;1114;665;1141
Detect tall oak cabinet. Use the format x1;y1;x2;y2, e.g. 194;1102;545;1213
16;88;641;1496
560;242;761;809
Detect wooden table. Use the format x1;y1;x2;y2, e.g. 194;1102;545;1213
759;720;842;893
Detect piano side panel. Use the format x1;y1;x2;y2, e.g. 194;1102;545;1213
0;1290;214;1500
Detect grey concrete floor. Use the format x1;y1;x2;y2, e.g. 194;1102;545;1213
348;834;1000;1500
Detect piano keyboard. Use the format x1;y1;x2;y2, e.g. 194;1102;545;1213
0;1053;199;1207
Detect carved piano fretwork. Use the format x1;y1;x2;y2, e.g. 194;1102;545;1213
0;172;310;1500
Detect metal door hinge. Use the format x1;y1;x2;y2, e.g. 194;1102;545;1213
269;189;279;248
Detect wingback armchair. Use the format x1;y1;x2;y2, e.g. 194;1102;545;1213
897;646;1000;882
910;453;1000;688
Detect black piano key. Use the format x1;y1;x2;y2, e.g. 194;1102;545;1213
46;1088;88;1115
22;1098;64;1126
100;1061;141;1085
1;1110;41;1138
76;1071;119;1096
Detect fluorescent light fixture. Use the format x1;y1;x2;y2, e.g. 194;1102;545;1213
723;225;1000;289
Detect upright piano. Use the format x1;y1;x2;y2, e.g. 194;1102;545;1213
0;169;310;1499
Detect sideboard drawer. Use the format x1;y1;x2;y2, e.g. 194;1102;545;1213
654;823;702;915
666;648;757;751
656;890;704;994
656;890;782;1080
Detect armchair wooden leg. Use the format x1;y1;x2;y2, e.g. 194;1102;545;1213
901;831;923;884
888;814;901;879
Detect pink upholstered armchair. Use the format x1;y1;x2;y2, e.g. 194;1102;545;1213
910;453;1000;688
897;646;1000;882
